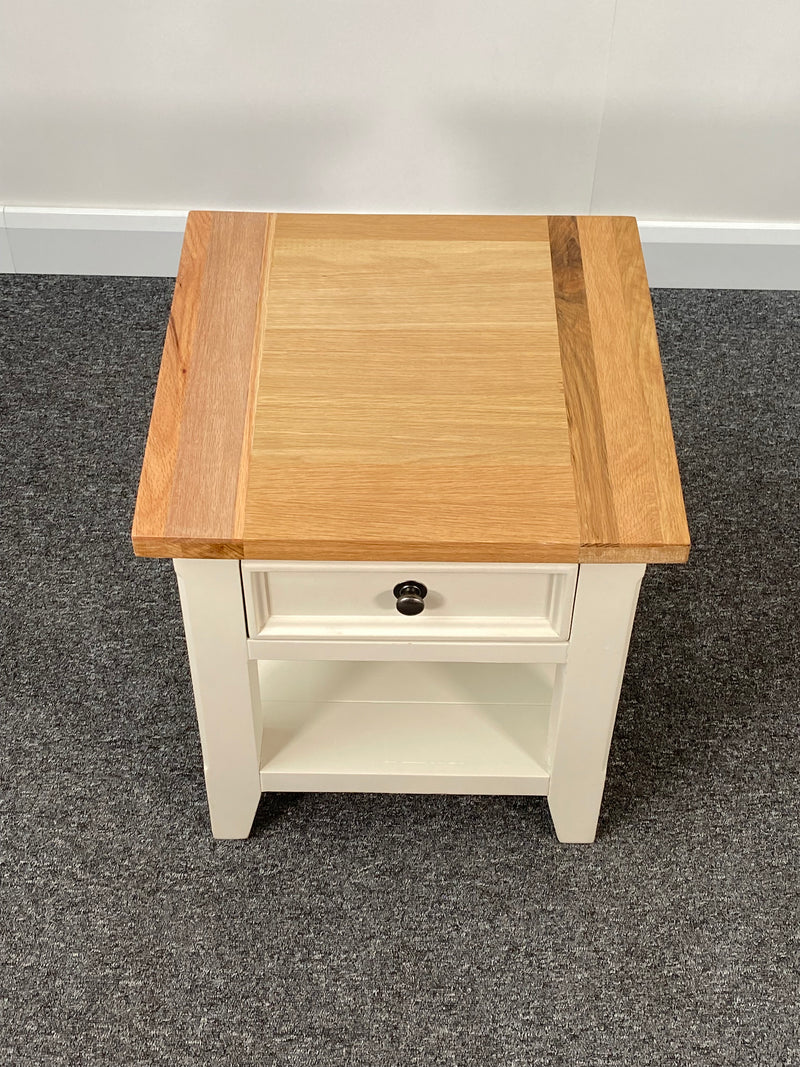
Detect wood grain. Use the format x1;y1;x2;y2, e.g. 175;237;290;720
576;216;689;562
132;211;212;556
611;217;690;552
134;212;688;563
549;216;690;563
132;211;272;557
234;214;277;536
244;464;578;562
265;236;559;329
275;213;549;242
243;219;579;561
548;216;618;550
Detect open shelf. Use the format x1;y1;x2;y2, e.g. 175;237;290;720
257;661;554;794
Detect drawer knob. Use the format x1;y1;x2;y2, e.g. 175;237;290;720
393;581;428;616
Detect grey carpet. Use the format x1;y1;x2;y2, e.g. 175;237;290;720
1;277;798;1066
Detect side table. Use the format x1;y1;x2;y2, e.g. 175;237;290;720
132;212;689;842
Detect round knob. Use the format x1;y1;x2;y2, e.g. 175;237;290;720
393;581;428;616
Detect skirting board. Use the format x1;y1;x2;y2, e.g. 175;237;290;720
1;208;799;289
638;221;800;289
1;208;188;277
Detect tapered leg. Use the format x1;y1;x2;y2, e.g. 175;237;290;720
173;558;262;838
547;564;646;843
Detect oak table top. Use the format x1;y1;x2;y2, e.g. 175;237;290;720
132;213;689;564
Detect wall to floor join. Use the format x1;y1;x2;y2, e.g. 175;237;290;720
1;0;799;287
1;208;798;288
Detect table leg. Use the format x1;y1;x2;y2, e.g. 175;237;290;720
547;563;646;843
173;559;262;838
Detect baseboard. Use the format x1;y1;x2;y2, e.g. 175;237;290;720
2;208;799;288
637;221;800;289
1;207;188;277
0;220;14;272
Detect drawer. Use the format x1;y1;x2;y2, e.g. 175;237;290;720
241;562;577;643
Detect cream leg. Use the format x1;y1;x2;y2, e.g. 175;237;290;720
173;558;262;838
547;563;646;843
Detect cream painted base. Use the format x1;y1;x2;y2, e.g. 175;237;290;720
173;559;645;843
173;558;262;838
548;564;645;841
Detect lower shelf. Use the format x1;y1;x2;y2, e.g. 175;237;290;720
257;661;554;794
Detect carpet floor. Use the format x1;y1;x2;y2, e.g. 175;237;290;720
0;277;798;1066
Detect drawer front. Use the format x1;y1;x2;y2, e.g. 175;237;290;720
242;562;576;642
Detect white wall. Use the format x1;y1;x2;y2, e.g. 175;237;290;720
2;0;798;222
591;0;800;222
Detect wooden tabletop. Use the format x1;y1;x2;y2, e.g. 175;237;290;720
133;212;689;563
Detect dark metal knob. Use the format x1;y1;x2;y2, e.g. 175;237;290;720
393;581;428;616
